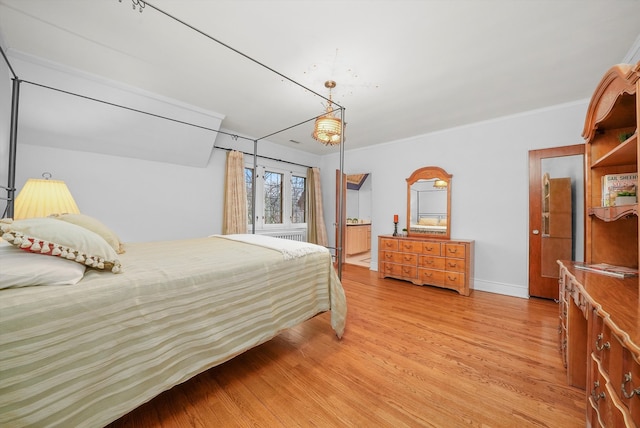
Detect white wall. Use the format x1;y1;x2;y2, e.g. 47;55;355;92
7;134;320;243
321;101;588;298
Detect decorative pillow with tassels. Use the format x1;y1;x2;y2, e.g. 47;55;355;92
49;213;125;254
0;218;122;273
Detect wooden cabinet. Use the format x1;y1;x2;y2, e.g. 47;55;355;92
558;61;640;428
558;262;640;428
583;62;639;269
346;224;371;255
542;174;572;277
378;235;474;296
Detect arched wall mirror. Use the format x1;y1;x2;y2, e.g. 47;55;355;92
406;166;452;239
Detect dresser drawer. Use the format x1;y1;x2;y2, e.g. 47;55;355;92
399;240;422;253
381;251;417;265
421;241;442;256
444;271;465;288
418;255;445;270
444;243;466;258
418;268;445;286
381;263;417;278
445;258;465;273
380;238;398;251
622;349;640;427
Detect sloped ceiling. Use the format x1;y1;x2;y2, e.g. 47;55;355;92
1;0;639;157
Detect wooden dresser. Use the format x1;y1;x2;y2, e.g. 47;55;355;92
378;235;474;296
558;261;639;427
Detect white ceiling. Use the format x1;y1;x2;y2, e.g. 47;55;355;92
1;0;639;156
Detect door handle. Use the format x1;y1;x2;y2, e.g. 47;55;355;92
532;230;539;235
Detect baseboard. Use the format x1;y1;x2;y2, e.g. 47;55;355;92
471;278;529;299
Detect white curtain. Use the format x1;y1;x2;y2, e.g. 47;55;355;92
222;150;248;235
307;167;328;246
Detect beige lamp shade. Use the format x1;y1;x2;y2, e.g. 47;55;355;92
433;179;448;189
14;178;80;219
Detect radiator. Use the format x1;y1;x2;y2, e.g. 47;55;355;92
257;229;307;242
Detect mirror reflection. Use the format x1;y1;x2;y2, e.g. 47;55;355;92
406;166;452;239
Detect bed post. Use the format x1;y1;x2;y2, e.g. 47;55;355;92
4;78;20;218
336;107;345;279
251;139;258;235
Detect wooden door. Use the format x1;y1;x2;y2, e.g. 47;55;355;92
528;144;584;299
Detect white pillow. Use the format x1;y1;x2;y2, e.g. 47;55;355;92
0;242;86;289
0;217;121;273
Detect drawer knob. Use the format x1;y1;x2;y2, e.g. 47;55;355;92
591;381;605;402
595;333;610;351
622;372;640;399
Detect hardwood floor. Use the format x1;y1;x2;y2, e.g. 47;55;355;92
108;265;584;427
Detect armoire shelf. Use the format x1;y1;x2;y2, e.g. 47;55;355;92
590;132;637;168
589;204;638;221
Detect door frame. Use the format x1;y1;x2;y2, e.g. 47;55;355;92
528;144;585;299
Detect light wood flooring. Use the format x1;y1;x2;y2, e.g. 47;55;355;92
345;251;371;268
108;264;584;428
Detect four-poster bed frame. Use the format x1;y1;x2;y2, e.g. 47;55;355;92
0;2;348;426
1;0;346;268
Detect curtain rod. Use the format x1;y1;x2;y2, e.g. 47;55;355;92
214;146;313;170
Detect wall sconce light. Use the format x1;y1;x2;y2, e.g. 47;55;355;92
14;173;80;219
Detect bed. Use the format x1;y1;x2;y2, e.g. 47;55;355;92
0;219;346;428
409;215;448;235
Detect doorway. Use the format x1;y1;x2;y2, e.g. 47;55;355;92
528;144;585;299
344;173;372;268
335;171;372;269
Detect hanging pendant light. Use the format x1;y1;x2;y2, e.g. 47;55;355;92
312;80;343;146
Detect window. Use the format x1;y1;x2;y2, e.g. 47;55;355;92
245;168;254;224
291;175;306;224
264;171;283;224
245;159;307;231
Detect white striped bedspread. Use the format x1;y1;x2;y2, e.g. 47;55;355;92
0;234;347;427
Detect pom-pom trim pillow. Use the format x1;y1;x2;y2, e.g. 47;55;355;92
0;218;121;273
50;213;125;254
